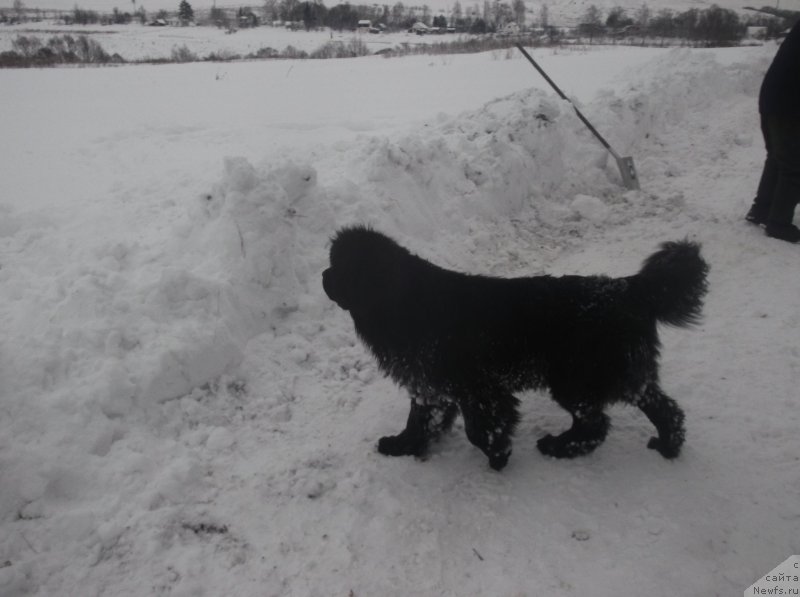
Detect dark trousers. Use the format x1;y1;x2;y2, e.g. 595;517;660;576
754;113;800;225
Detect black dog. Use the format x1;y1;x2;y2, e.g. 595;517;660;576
322;226;708;470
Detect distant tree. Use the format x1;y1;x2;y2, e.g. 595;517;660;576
72;6;100;24
111;7;132;24
491;0;513;28
545;24;561;42
237;7;259;27
209;6;229;28
278;0;300;21
470;16;487;32
433;14;447;27
12;34;41;57
298;0;326;30
74;34;111;62
326;2;358;30
695;5;744;45
579;4;604;42
178;0;194;24
648;8;676;39
606;6;633;29
635;3;650;28
263;0;279;22
451;0;462;27
421;4;431;25
376;4;390;25
673;7;699;40
389;2;406;28
171;44;197;61
512;0;525;27
13;0;24;18
539;3;548;28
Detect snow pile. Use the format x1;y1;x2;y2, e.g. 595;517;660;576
1;160;310;418
355;91;597;230
591;49;766;152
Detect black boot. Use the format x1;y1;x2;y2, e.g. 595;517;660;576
765;223;800;243
745;202;770;226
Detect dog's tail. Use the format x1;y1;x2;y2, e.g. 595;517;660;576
633;240;709;327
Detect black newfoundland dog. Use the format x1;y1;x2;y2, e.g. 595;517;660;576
322;226;708;470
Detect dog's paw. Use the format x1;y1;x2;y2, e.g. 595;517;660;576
377;434;425;457
647;437;681;459
537;434;601;459
488;450;511;471
537;434;565;458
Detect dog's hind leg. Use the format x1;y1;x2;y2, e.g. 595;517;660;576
635;383;685;459
377;393;459;459
459;390;520;471
537;399;610;459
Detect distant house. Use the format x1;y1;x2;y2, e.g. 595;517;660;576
498;22;521;36
409;21;429;34
745;26;768;40
357;19;371;32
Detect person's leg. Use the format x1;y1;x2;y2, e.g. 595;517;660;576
747;114;777;225
765;115;800;242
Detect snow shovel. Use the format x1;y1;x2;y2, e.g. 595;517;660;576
515;43;640;190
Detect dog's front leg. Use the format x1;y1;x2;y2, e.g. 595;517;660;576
377;392;458;459
459;390;520;471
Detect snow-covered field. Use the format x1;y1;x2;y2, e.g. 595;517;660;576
0;24;466;61
1;39;798;596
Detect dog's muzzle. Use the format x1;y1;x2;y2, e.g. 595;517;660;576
323;267;354;311
322;268;334;299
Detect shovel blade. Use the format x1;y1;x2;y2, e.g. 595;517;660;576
616;156;640;190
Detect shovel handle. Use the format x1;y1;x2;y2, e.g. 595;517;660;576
515;43;615;154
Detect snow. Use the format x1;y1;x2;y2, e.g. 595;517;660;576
0;25;469;61
1;39;799;597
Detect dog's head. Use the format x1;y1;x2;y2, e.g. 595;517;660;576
322;226;409;313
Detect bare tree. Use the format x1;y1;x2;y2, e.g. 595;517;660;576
451;0;462;27
263;0;279;23
580;4;604;43
635;3;651;28
512;0;525;27
606;6;633;29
